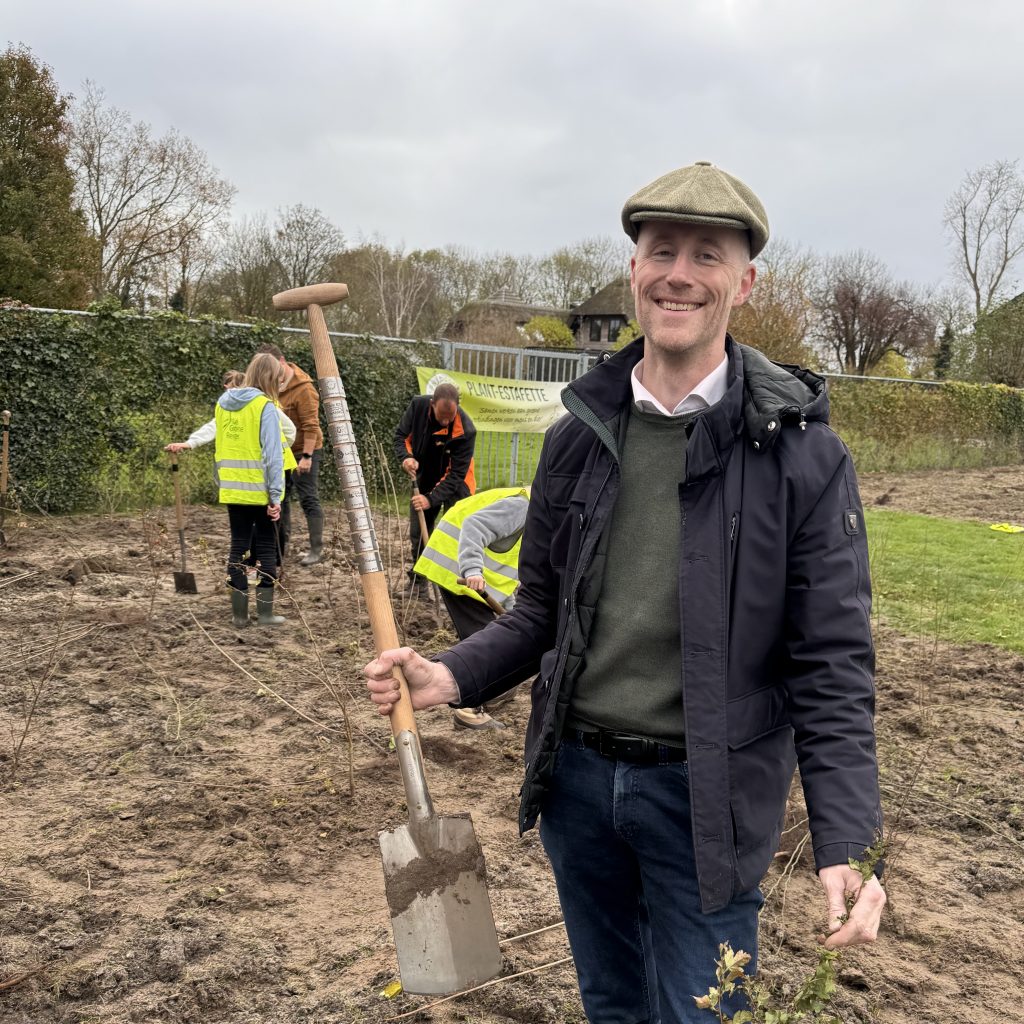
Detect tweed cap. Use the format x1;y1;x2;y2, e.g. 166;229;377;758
621;161;769;257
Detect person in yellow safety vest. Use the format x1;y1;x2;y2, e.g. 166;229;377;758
414;486;530;729
165;370;296;577
215;352;286;628
166;370;297;468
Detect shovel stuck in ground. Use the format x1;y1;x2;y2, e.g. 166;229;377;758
168;452;198;594
0;410;10;547
271;283;502;995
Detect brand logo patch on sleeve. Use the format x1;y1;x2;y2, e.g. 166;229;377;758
844;509;860;535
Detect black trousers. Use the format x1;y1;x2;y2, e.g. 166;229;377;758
226;504;279;592
439;588;496;641
282;450;323;555
439;588;524;715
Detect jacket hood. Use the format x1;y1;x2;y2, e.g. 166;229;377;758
281;362;314;392
218;387;266;411
563;335;828;455
737;343;828;451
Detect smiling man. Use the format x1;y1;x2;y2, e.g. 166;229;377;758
365;162;884;1023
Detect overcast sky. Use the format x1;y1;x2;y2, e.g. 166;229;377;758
5;0;1023;291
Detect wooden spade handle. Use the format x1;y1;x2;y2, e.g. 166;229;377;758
407;469;431;544
1;410;9;501
169;452;186;532
275;288;418;737
457;577;506;616
363;572;417;735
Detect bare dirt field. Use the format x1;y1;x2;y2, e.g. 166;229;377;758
2;467;1023;1024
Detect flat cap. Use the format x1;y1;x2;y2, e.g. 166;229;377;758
621;161;769;257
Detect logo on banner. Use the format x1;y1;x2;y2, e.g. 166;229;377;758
426;372;457;396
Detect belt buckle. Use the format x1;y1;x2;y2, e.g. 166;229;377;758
602;731;656;761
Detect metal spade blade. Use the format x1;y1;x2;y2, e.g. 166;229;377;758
379;730;502;994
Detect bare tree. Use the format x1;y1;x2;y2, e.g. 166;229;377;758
272;204;344;289
196;215;283;319
71;82;234;307
813;251;935;375
729;240;817;366
944;159;1024;317
417;245;493;316
331;238;437;338
475;252;541;306
929;286;973;380
535;236;632;308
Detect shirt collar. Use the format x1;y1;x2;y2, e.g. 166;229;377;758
630;354;730;417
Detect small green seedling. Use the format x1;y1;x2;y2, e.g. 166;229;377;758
695;836;887;1023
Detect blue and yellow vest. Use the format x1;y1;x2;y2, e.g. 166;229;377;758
215;395;271;505
414;487;526;606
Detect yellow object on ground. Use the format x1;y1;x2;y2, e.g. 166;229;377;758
990;523;1024;533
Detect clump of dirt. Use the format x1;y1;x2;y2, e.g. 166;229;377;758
1;472;1023;1023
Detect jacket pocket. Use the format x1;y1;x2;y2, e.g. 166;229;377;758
727;687;794;856
727;685;788;748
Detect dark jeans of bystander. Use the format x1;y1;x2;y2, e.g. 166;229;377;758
281;450;323;555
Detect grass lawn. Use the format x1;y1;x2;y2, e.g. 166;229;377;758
866;508;1024;652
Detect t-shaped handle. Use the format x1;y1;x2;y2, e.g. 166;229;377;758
271;283;349;311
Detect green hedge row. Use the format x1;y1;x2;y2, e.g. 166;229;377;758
0;306;431;513
2;307;1022;514
828;377;1024;472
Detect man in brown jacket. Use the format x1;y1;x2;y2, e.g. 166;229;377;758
258;344;325;566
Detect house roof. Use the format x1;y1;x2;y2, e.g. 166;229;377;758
447;292;569;327
570;277;635;320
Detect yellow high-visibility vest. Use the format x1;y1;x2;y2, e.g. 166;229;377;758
215;396;271;505
414;487;527;606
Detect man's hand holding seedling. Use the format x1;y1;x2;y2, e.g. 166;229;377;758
817;863;886;949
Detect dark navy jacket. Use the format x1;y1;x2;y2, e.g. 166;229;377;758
436;336;881;913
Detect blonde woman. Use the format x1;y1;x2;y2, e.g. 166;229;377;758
215;353;286;627
165;370;297;453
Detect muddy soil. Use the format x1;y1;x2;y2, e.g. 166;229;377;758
1;471;1023;1024
858;463;1024;524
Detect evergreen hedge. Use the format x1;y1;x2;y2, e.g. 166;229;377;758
828;377;1024;472
1;306;1022;514
0;305;430;513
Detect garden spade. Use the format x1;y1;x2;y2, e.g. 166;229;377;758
0;410;10;546
405;465;432;547
168;452;198;594
271;283;502;996
456;577;507;617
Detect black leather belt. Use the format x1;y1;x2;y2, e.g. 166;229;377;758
577;729;687;764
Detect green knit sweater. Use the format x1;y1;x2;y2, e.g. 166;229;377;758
565;404;693;746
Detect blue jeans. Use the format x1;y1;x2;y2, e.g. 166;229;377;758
539;735;763;1024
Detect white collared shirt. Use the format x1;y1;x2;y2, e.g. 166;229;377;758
630;354;729;417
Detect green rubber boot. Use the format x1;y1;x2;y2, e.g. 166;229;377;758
300;514;324;566
230;589;249;628
255;587;286;626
